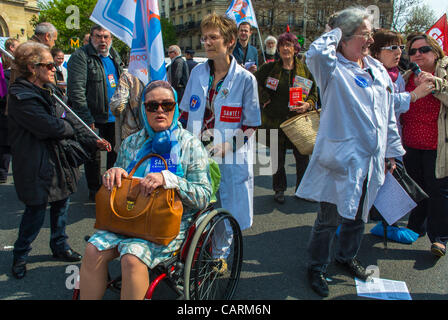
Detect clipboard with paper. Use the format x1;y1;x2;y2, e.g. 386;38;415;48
373;172;417;226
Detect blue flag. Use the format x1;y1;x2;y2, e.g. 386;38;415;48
225;0;259;29
91;0;167;84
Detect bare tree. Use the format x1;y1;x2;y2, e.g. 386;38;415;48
391;0;419;32
403;5;437;34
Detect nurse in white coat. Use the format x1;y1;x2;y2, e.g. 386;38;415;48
296;7;405;297
179;14;261;262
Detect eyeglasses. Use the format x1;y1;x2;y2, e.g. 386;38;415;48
93;34;111;40
381;45;405;51
353;32;374;40
408;46;432;56
200;34;222;44
35;62;56;70
144;101;176;112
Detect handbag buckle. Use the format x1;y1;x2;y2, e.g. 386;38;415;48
127;200;135;211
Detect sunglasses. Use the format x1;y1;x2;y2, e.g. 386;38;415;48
35;62;56;70
408;46;432;56
381;45;405;51
144;101;176;112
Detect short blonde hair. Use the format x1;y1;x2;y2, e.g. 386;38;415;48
13;41;50;79
201;13;237;52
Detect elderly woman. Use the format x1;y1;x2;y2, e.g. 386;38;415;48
399;34;448;257
179;14;261;265
8;42;108;279
79;80;212;300
296;7;405;297
255;32;318;204
370;29;434;134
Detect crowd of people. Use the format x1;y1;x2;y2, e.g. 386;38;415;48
0;5;447;300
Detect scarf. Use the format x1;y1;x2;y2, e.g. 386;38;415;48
387;66;400;83
126;85;184;178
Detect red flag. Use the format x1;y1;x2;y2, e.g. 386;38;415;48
286;24;290;33
426;14;448;55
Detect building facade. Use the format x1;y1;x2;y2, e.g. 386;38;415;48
0;0;40;41
164;0;394;56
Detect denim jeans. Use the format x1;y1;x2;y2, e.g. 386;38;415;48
307;202;365;273
13;198;71;262
0;145;11;181
84;122;116;193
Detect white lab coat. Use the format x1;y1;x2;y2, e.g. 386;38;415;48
296;28;405;222
179;56;261;230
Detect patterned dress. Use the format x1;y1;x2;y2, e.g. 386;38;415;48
88;125;212;268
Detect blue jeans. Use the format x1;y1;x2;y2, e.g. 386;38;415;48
13;198;71;262
307;202;365;273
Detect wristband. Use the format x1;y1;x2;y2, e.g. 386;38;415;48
410;91;417;102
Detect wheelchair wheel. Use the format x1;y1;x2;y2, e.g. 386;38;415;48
183;208;243;300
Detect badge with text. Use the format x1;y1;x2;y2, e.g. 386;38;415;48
108;74;116;88
266;77;280;91
289;87;303;107
220;106;243;123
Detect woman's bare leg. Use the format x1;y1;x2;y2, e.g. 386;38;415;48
79;243;119;300
120;254;149;300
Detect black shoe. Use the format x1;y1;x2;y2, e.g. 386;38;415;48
431;243;446;257
308;269;329;297
336;258;371;281
274;191;285;204
53;249;82;262
12;260;27;279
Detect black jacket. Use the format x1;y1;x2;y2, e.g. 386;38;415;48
8;78;97;205
0;69;10;146
167;56;189;102
67;43;123;125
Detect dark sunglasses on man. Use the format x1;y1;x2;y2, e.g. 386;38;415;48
35;62;57;70
144;101;176;112
408;46;432;56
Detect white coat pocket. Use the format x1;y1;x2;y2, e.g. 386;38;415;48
316;137;354;176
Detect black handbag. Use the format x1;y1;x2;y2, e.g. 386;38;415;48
392;159;428;203
59;138;92;168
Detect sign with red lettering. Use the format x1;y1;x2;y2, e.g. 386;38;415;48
220;106;242;123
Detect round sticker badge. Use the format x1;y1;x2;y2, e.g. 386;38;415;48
355;76;369;88
189;95;201;111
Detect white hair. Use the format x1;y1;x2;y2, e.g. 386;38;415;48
264;36;277;45
35;22;57;37
169;45;181;56
329;6;372;41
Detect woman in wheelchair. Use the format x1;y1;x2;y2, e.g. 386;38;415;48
79;80;212;300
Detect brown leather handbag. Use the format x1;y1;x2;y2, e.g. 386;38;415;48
94;154;183;246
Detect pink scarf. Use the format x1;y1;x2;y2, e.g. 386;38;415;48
387;66;400;83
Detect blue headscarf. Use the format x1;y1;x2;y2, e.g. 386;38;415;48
126;81;184;178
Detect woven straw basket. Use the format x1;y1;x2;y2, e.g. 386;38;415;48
280;110;320;155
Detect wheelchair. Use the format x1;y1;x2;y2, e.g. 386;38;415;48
72;205;243;300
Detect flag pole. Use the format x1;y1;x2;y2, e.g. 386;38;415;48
257;27;266;63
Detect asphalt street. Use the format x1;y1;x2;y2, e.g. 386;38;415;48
0;148;447;301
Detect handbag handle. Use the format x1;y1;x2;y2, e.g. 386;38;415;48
128;153;169;178
109;186;155;220
109;153;170;220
